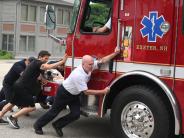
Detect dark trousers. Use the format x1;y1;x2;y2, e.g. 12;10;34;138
35;91;47;103
0;88;7;110
0;82;12;110
0;88;5;102
35;85;80;128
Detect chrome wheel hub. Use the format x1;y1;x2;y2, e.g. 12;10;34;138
121;101;154;138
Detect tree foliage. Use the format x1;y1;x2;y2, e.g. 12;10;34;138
0;50;13;59
85;3;110;27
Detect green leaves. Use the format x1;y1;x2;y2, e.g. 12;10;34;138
0;50;13;59
85;3;110;27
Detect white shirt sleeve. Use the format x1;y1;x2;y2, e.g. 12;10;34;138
105;18;111;29
93;60;99;70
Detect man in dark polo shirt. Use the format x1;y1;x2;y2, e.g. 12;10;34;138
0;50;67;129
0;57;35;123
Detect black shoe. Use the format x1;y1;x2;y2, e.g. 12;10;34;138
33;123;43;135
39;102;50;109
7;115;20;129
52;123;63;137
0;118;8;124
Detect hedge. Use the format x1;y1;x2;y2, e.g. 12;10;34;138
0;50;13;59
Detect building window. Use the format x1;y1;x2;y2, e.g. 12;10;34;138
21;5;28;21
57;8;71;25
40;7;46;23
21;4;36;22
57;9;63;24
63;10;70;25
19;36;35;52
2;34;14;51
29;6;36;22
28;36;35;51
19;36;26;51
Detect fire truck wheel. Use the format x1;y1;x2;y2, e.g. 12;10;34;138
110;85;174;138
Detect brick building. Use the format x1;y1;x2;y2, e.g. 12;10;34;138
0;0;73;58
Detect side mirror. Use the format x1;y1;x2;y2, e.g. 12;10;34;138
44;5;56;30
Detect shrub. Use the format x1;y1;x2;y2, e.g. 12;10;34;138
0;50;13;59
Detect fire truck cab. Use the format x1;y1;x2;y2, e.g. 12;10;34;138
45;0;184;137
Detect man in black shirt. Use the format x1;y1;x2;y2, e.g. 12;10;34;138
37;60;65;107
0;57;35;123
0;50;67;129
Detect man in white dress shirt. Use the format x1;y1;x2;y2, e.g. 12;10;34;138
33;48;120;137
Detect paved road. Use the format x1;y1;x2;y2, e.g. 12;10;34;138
0;60;113;138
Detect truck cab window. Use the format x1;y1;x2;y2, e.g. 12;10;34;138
80;0;112;34
69;0;80;33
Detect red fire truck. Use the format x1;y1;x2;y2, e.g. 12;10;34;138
45;0;184;137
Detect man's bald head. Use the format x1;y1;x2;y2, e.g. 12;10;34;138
82;55;94;73
82;55;93;64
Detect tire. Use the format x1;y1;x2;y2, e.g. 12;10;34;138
110;85;174;138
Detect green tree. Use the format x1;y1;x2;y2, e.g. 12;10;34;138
85;3;110;27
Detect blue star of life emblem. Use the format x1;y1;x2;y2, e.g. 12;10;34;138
140;11;165;42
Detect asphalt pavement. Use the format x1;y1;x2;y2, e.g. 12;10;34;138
0;60;113;138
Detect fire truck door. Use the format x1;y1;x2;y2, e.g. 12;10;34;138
119;0;175;77
133;1;175;65
73;0;118;89
73;0;118;113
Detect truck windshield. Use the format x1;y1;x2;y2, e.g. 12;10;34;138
69;0;80;33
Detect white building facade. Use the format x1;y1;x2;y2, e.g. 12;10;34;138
0;0;73;58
